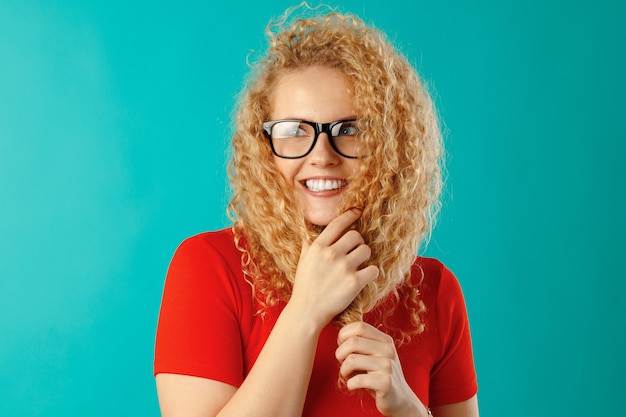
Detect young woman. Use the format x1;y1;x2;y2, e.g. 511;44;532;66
154;7;478;417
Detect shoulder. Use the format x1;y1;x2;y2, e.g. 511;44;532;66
410;257;471;339
160;227;254;329
175;228;238;257
155;228;255;382
411;257;465;305
170;228;240;271
165;228;250;300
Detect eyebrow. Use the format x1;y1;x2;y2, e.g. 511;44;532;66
270;116;358;122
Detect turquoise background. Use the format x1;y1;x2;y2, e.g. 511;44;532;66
1;0;624;416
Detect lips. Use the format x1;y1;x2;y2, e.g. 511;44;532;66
303;179;347;192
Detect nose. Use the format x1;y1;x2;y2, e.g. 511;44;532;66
307;132;340;166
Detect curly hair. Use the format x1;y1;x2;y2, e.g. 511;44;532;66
227;5;443;342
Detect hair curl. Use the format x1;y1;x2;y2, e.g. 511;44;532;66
227;5;443;342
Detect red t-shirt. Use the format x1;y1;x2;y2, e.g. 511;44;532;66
154;229;477;415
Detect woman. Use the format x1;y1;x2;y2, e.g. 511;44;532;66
154;6;478;417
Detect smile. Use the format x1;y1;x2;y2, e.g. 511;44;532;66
304;179;347;192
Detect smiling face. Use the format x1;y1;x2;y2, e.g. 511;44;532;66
269;66;358;227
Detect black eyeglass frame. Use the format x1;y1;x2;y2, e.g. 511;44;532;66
262;118;359;159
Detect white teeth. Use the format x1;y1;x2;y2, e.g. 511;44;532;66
305;179;346;192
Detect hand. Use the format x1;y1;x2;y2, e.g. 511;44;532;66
336;322;427;417
288;209;379;329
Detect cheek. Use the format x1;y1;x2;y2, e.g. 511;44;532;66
346;159;359;175
272;156;298;182
342;159;359;182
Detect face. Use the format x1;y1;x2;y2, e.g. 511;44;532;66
270;66;357;227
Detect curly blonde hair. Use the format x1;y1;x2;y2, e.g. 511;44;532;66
227;5;443;342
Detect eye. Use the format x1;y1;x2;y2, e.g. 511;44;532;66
334;121;358;137
272;121;312;138
293;125;310;137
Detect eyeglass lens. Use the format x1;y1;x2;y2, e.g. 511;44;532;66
270;120;359;158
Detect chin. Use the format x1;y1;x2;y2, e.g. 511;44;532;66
302;204;341;230
305;214;334;228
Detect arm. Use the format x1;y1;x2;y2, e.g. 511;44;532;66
156;299;320;416
155;299;318;417
156;375;236;417
155;306;320;417
431;395;479;417
156;209;379;417
155;355;479;417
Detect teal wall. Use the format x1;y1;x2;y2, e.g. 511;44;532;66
1;1;624;416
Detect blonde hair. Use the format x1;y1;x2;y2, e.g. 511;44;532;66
227;5;443;342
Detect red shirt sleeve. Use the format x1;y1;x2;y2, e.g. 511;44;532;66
153;231;249;387
428;263;478;406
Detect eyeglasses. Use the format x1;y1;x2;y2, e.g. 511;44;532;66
262;119;362;159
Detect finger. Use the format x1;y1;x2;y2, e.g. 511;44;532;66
343;242;371;270
345;370;389;393
338;353;377;378
332;229;365;255
335;265;378;309
336;335;393;362
336;338;395;367
315;208;361;246
353;264;379;292
337;321;391;345
339;353;393;381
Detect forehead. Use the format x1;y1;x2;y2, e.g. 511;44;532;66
269;66;356;122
